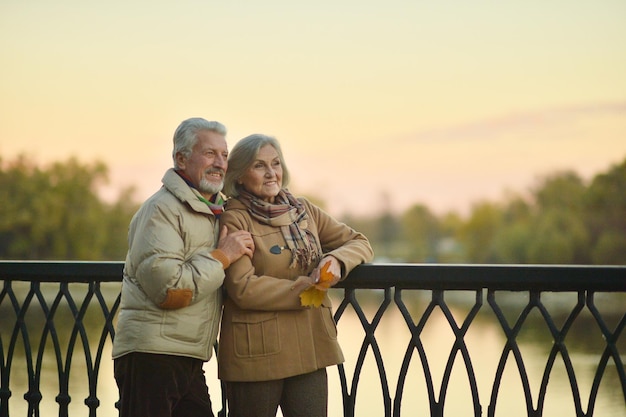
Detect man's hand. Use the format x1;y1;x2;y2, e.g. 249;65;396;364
217;226;254;265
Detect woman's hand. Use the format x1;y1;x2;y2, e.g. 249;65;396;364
290;256;341;294
290;275;317;293
310;255;341;287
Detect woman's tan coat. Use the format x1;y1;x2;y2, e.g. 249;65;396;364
217;196;374;382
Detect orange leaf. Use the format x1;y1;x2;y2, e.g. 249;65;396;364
316;261;334;289
299;261;335;307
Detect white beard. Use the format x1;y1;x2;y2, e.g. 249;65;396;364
199;178;223;195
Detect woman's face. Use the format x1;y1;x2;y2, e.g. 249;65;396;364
239;144;283;202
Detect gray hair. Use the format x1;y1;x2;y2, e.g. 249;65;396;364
223;134;291;198
172;118;227;168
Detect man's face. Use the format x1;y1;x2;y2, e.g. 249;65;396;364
177;130;228;198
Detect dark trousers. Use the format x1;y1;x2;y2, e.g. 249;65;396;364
114;352;214;417
225;368;328;417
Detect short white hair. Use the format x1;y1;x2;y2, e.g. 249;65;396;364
172;118;227;168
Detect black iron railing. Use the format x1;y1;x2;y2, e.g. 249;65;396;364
1;262;625;417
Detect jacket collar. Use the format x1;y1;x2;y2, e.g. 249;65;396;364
161;168;223;216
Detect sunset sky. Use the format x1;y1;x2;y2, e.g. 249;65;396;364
1;1;625;217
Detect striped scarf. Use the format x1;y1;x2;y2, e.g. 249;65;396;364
236;189;321;269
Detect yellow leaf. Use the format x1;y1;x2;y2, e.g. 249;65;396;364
299;261;334;307
299;287;326;307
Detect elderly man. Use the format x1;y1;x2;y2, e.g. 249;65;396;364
113;117;254;417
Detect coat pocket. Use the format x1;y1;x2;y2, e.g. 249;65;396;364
321;306;338;340
160;305;208;345
232;311;281;358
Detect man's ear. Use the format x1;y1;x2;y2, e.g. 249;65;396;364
175;152;187;169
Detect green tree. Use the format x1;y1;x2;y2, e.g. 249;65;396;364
526;208;589;264
528;171;589;263
101;186;140;260
490;195;533;263
400;204;440;262
584;157;626;264
591;231;626;265
0;155;138;260
458;201;502;263
533;171;586;211
437;212;464;263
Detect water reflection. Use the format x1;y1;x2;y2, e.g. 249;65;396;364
326;289;625;417
1;285;624;416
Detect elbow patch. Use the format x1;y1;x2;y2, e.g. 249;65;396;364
159;288;193;309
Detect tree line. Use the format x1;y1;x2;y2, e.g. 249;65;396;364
0;155;138;260
1;154;624;264
345;156;626;265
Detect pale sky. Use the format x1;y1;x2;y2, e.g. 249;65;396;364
2;1;625;216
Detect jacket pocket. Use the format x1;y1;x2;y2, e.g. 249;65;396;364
321;306;338;340
160;303;209;345
232;312;281;358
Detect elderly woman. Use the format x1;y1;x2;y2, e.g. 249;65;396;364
217;134;374;417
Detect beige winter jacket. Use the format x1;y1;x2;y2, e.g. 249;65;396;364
217;196;374;381
112;169;225;361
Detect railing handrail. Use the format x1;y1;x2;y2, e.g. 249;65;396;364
347;263;626;291
1;261;624;290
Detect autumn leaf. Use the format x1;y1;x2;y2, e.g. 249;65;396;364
300;262;334;307
316;261;334;289
299;286;326;307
